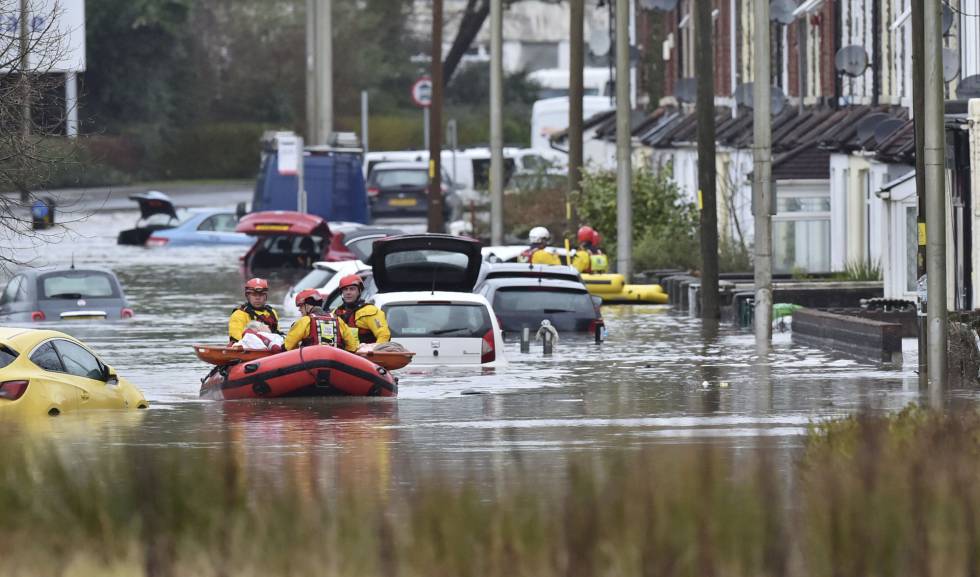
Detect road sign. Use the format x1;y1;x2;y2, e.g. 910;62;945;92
276;133;301;176
411;77;433;108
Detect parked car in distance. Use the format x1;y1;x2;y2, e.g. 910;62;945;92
145;209;253;247
236;211;366;281
0;267;134;322
476;275;604;338
475;262;582;286
117;191;179;246
283;260;369;316
366;161;460;221
0;327;148;417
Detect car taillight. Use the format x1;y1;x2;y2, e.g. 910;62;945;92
146;236;169;246
588;320;605;341
0;380;28;400
121;308;134;319
30;311;45;321
481;328;495;364
367;187;380;198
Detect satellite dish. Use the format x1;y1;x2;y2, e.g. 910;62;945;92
589;28;611;57
770;0;798;25
835;45;869;77
640;0;679;10
674;77;697;103
957;74;980;99
771;85;787;116
856;113;890;143
732;82;786;115
873;118;905;144
943;4;954;35
943;47;960;82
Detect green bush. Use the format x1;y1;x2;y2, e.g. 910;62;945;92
577;165;699;271
0;137;134;192
154;122;271;180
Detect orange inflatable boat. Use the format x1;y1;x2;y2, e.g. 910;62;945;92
198;345;398;400
193;345;415;371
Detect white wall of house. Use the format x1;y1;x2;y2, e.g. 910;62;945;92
877;172;918;299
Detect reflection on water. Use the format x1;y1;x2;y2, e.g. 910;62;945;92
0;210;943;490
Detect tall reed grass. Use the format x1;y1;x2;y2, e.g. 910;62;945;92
3;406;980;576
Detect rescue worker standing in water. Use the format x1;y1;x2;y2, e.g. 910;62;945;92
228;278;280;343
333;274;391;344
285;289;359;352
519;226;561;266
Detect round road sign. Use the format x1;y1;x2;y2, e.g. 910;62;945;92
411;77;433;108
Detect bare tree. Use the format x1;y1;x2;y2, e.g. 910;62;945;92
0;0;90;269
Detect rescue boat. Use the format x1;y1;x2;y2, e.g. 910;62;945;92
581;273;669;304
198;345;398;400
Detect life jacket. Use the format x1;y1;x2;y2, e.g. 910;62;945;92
590;252;609;273
237;303;279;333
303;309;344;349
335;301;380;344
519;246;547;263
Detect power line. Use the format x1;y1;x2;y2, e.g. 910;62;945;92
943;0;980;18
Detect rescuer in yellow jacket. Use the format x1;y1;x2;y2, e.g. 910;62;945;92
333;274;391;344
285;289;359;352
519;226;562;266
228;278;281;343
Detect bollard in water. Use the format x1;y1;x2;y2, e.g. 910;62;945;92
520;327;530;353
542;331;553;355
594;323;602;345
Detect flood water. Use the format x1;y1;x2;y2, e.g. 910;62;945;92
0;209;955;490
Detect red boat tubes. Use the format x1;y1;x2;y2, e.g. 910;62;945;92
200;345;397;400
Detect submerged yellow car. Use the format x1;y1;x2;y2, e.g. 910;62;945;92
0;328;148;417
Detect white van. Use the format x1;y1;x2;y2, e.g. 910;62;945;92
527;67;613;99
530;95;614;151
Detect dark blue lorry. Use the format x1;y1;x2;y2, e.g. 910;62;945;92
253;142;369;224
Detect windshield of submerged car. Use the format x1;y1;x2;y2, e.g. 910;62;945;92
493;287;594;315
385;303;491;338
40;272;119;300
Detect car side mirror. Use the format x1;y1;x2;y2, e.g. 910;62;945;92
104;365;118;385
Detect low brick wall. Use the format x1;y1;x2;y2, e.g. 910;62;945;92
791;308;903;364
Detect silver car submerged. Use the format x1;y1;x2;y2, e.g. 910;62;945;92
0;267;134;322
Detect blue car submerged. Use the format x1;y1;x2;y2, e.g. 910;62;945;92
145;209;254;247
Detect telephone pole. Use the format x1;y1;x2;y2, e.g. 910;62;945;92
696;0;718;320
19;0;30;137
753;0;773;351
912;0;928;388
615;0;632;280
427;0;446;233
924;0;947;393
569;0;585;225
490;0;504;245
306;0;333;145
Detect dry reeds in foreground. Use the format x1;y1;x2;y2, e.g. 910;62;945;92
2;406;980;577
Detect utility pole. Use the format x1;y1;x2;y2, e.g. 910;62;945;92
315;0;333;144
569;0;585;228
428;0;446;233
911;0;928;388
753;0;773;351
615;0;632;280
19;0;29;138
305;0;315;143
361;90;369;154
924;0;947;393
696;0;718;320
490;0;504;245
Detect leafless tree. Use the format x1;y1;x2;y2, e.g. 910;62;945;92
0;0;91;270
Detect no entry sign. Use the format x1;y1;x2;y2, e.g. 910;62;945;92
411;77;433;108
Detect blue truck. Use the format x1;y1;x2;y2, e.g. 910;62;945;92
252;135;369;224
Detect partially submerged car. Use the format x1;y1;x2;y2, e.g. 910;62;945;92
236;211;365;280
117;191;179;245
0;267;134;322
476;271;604;338
0;327;148;417
145;209;253;247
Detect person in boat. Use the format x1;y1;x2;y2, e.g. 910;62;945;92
570;225;597;274
588;229;609;273
518;226;561;266
229;278;280;344
285;288;359;352
333;274;391;344
235;320;285;352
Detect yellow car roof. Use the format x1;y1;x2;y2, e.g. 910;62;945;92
0;327;70;350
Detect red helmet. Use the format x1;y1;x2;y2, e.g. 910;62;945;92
245;278;269;292
577;226;595;244
339;274;364;290
295;288;323;307
592;231;602;247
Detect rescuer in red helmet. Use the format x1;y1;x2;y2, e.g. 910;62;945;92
333;274;391;344
569;225;596;274
284;288;359;352
228;278;280;343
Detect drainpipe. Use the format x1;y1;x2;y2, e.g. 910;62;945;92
871;0;881;106
833;0;842;107
969;99;980;310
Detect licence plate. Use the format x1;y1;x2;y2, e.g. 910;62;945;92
254;224;291;231
61;314;107;320
389;198;418;207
